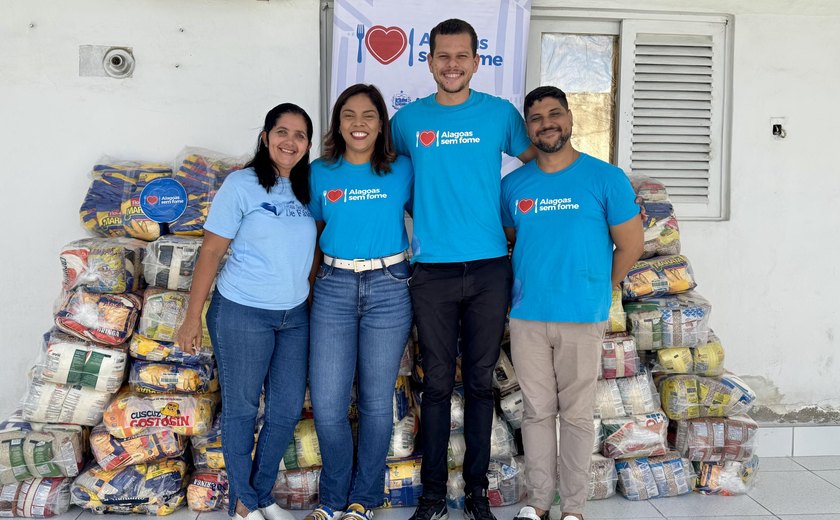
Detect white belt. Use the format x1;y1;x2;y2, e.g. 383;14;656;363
323;252;406;272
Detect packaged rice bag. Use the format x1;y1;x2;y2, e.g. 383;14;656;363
615;457;659;500
102;390;218;438
616;371;659;416
659;373;756;420
0;413;85;484
191;412;223;470
138;288;190;343
187;469;228;512
694;455;759;495
60;237;146;293
672;416;758;462
272;467;320;510
169;148;245;236
144;236;203;291
71;459;188;515
383;457;422;508
0;477;72;518
33;330;127;393
21;379;112;426
586;454;617;500
647;452;694;497
129;361;218;394
653;334;725;377
486;457;525;507
292;420;322;468
500;388;524;430
658;375;701;420
600;333;639;379
625;292;711;350
54;290;142;346
602;412;668;459
607;289;627;333
493;350;518;393
593;379;625;419
129;333;213;365
79;160;172;238
623;255;696;300
388;411;417;460
89;424;186;471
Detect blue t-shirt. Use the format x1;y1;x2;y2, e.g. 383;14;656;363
309;155;413;259
501;153;639;322
204;168;315;310
391;90;531;263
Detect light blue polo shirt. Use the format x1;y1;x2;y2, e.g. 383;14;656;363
204;168;315;310
309;155;413;259
391;90;531;263
501;154;639;322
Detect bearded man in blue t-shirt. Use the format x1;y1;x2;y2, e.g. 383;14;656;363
391;18;535;520
501;86;644;520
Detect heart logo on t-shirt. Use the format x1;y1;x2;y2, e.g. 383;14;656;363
365;26;408;65
419;130;436;147
517;199;534;213
145;195;159;205
327;189;344;203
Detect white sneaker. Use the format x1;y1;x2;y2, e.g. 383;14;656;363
261;504;296;520
235;509;266;520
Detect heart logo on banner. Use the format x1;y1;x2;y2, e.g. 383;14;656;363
145;195;159;205
365;25;407;65
419;131;436;147
517;199;535;213
327;189;344;203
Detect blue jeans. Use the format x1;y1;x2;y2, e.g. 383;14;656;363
206;289;309;516
309;259;413;509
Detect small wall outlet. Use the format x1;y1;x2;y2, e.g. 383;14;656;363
79;45;135;78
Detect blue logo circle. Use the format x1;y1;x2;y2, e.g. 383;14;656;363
140;178;188;223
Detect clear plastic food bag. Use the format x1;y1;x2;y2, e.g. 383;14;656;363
672;416;758;462
60;237;146;293
600;333;639;379
594;379;625;419
0;413;85;483
137;288;190;343
648;452;694;497
129;333;213;365
89;423;186;471
129;361;218;394
21;378;112;426
187;469;228;512
623;255;696;300
602;411;669;459
54;290;142;346
388;411;417;460
33;330;127;393
144;236;203;291
625;292;711;350
0;477;72;518
190;412;223;470
102;390;219;438
694;455;759;495
383;456;422;508
616;371;659;416
272;467;320;510
586;453;617;500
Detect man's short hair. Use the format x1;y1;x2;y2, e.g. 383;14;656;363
430;18;478;56
524;86;569;116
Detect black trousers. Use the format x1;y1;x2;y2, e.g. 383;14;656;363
410;256;512;500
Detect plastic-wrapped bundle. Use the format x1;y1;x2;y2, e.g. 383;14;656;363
292;420;322;468
601;333;638;379
89;424;186;471
630;175;669;202
54;290;142;346
60;237;146;293
79;161;172;238
616;371;658;415
625;292;711;350
191;413;223;470
102;391;218;438
129;361;218;394
169;149;244;236
272;467;320;510
445;467;466;509
21;379;111;426
654;335;725;377
383;456;422;508
602;412;668;459
450;390;465;430
120;169;169;241
659;374;756;420
490;413;516;459
695;455;759;495
129;333;213;365
607;289;627;333
34;331;127;393
388;411;417;460
138;288;190;343
0;414;85;484
615;457;659;500
640;201;680;260
398;339;414;376
500;388;524;430
0;477;71;518
586;454;616;500
143;236;202;291
393;376;413;423
447;432;466;469
71;459;188;515
593;379;625;419
592;418;603;454
493;350;518;393
487;457;526;507
623;255;696;300
648;452;694;497
672;416;758;462
187;469;228;512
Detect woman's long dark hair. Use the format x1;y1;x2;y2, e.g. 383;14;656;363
245;103;313;204
322;84;396;175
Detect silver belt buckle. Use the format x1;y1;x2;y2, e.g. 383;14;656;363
353;259;367;272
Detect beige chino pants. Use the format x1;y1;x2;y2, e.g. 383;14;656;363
509;318;605;514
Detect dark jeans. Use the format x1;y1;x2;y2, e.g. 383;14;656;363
410;256;512;500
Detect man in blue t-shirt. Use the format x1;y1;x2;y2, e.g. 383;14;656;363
501;86;643;520
390;18;535;520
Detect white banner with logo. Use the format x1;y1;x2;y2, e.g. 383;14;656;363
330;0;532;118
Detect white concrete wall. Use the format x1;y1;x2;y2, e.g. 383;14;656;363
1;0;838;421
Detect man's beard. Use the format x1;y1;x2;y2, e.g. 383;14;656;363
534;130;570;153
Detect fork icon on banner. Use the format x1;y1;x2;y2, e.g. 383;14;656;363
356;24;365;63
